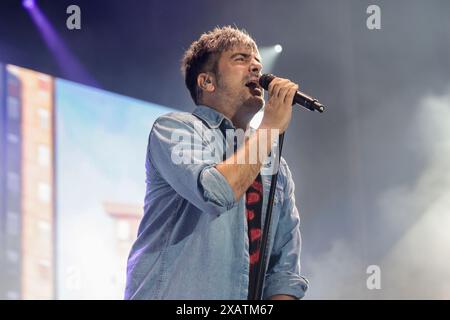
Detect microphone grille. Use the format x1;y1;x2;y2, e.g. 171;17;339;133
258;74;275;90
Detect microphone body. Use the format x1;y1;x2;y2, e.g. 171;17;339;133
259;74;325;113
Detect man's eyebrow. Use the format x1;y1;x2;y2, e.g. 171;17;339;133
230;53;261;63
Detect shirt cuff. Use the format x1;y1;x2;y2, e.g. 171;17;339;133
200;165;237;211
263;273;309;300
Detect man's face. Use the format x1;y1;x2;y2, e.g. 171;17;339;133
214;45;264;113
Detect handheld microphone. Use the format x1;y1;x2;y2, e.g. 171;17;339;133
259;74;326;113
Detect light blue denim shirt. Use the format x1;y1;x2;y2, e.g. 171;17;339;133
125;105;308;300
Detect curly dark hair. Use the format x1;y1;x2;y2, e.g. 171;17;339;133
181;26;258;105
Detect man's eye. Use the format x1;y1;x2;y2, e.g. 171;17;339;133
235;57;245;61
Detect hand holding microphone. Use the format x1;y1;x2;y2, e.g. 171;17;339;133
259;76;298;134
259;74;326;113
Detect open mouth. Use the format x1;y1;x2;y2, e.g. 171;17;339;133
245;81;263;96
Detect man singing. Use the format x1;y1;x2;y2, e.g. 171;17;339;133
125;26;308;300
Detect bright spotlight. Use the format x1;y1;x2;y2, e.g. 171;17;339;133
22;0;35;9
274;44;283;53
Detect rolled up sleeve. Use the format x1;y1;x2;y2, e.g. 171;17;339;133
148;114;236;215
263;163;309;300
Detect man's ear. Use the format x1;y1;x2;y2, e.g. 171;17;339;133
197;73;215;92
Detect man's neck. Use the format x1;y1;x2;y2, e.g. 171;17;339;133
230;110;253;131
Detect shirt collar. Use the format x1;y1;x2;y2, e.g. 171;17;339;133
192;105;235;129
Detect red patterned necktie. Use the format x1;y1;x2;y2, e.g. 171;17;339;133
246;174;263;299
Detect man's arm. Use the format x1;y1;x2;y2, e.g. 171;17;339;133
215;126;276;200
148;114;238;216
216;77;298;201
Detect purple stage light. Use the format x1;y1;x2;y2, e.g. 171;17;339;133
24;0;98;87
22;0;35;9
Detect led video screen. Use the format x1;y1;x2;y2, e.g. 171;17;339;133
0;63;175;299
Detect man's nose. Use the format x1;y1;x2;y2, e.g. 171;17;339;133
250;59;262;74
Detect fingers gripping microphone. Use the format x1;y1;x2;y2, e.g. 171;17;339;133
259;74;326;113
